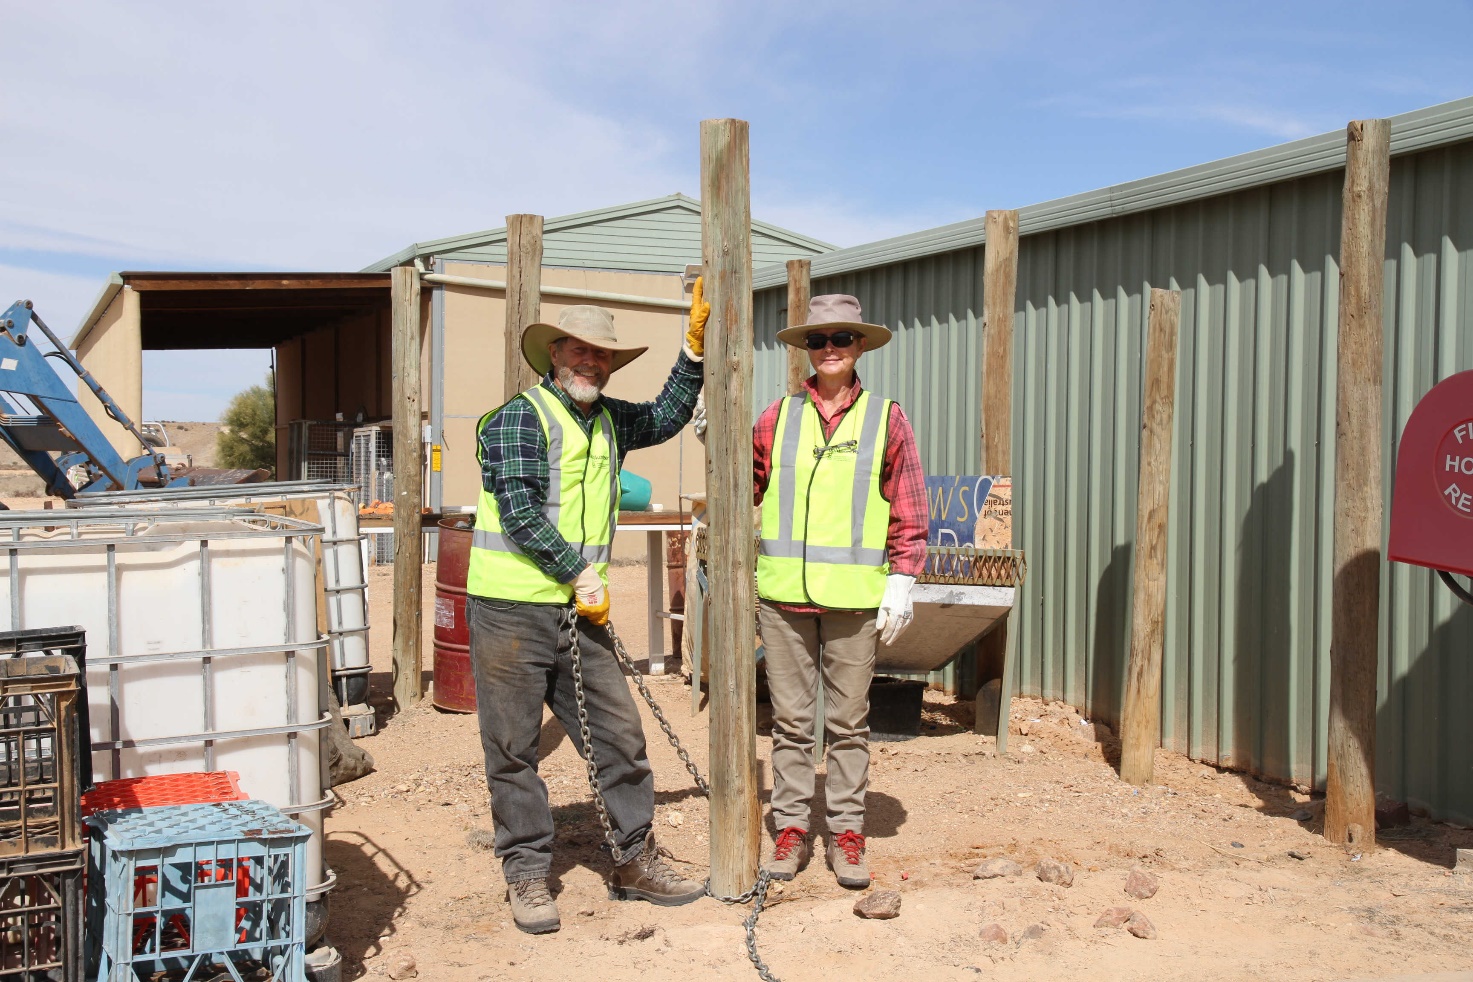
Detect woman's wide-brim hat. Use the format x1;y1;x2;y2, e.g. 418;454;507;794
521;305;649;376
775;294;891;350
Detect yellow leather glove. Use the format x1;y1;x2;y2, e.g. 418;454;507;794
573;565;610;626
685;275;710;358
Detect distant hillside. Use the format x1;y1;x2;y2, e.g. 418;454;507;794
0;421;227;496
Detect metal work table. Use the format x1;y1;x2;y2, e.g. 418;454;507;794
615;511;693;675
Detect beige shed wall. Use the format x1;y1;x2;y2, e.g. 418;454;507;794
75;286;144;461
437;262;705;559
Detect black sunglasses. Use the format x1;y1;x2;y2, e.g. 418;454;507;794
804;331;858;350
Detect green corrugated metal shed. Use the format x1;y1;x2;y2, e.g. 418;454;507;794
752;95;1473;823
364;193;833;274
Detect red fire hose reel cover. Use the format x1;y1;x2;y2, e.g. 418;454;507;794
1389;369;1473;577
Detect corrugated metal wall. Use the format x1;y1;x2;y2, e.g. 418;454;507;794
752;136;1473;823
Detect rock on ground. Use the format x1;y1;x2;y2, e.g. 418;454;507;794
1036;857;1074;887
386;953;418;979
1124;869;1159;899
1094;907;1134;929
973;858;1024;880
978;922;1009;944
1126;912;1158;940
854;890;902;919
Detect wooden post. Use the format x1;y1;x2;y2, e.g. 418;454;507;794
391;265;424;710
1325;118;1391;848
1118;288;1182;785
701;117;759;899
504;214;543;401
978;210;1019;747
785;259;811;395
981;210;1019;474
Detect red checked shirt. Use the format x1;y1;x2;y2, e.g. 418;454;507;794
753;373;928;613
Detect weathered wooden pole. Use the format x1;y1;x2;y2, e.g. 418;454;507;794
1118;288;1182;785
981;210;1019;475
785;259;811;395
391;265;425;710
1326;118;1391;848
978;210;1019;747
701;117;760;898
504;214;544;401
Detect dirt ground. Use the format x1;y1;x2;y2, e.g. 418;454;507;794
337;562;1473;982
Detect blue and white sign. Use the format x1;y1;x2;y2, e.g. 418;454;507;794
927;475;994;547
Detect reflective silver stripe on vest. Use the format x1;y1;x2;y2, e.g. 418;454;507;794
474;528;607;564
473;528;520;553
598;411;618;519
775;394;805;544
523;387;564;525
806;544;888;565
849;395;888;552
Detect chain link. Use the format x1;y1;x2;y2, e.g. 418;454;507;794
604;623;710;797
566;606;778;982
567;607;630;865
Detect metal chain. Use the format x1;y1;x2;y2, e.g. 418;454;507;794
565;606;779;982
604;623;709;796
567;607;630;865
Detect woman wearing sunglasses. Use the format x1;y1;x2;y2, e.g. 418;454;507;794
751;294;928;889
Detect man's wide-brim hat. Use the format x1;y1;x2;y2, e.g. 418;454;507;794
775;294;891;350
522;305;649;376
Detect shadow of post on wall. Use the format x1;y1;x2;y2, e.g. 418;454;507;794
1089;543;1133;766
1234;453;1295;804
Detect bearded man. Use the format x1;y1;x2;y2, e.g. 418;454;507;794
466;292;708;934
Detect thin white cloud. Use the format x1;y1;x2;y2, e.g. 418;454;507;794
0;266;104;346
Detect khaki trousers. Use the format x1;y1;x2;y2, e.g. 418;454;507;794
758;602;876;834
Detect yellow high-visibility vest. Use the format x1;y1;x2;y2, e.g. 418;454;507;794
757;390;891;609
467;386;618;603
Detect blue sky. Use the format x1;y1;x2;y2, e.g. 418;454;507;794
2;0;1470;420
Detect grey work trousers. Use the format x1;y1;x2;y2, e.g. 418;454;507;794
467;596;654;883
758;602;877;834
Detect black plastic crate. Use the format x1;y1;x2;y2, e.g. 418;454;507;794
0;848;84;981
868;676;927;741
0;653;86;857
0;628;91;794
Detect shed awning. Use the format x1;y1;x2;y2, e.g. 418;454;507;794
74;272;391;350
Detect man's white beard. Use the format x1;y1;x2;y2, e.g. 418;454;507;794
558;366;605;403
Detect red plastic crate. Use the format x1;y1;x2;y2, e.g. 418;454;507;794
80;772;247;817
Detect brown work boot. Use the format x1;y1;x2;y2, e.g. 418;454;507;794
826;830;870;888
506;878;560;934
765;827;810;881
608;832;706;906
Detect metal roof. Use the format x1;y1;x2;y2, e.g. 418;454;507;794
363;193;834;274
752;94;1473;290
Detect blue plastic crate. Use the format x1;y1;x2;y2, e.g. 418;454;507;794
85;800;310;982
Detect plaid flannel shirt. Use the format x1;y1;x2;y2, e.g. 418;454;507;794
477;351;703;584
753;373;928;612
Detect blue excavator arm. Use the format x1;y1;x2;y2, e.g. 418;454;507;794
0;299;184;498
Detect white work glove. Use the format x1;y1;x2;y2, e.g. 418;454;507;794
874;573;916;646
573;564;609;626
691;390;708;444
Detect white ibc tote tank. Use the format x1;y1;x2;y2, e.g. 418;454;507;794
69;482;371;706
0;508;334;902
